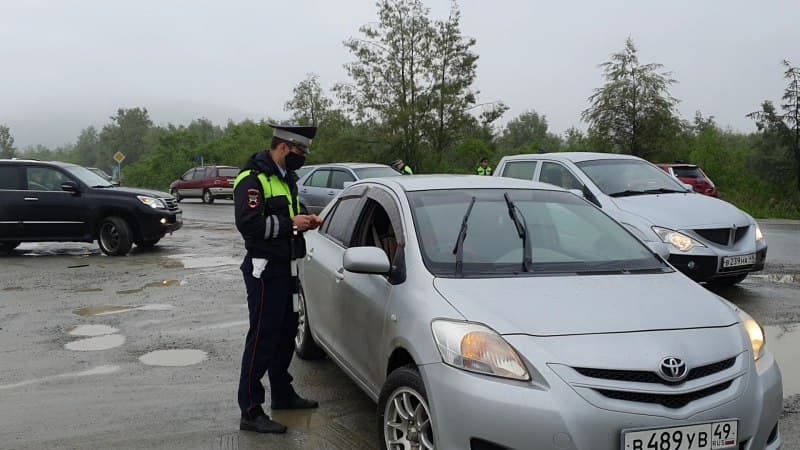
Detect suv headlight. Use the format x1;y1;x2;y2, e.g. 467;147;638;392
755;224;765;244
737;309;766;360
652;226;705;252
431;320;530;381
137;195;167;209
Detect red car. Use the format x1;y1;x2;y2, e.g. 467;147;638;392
169;165;240;204
656;163;718;197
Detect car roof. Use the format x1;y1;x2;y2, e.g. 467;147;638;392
358;174;564;192
656;163;699;168
500;152;644;164
0;159;80;168
307;162;393;169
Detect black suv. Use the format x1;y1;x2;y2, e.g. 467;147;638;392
0;159;182;256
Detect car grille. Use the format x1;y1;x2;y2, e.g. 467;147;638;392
574;357;735;386
694;226;749;246
595;380;733;409
162;197;180;211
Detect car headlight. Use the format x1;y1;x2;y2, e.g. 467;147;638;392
137;195;167;209
755;224;765;244
431;320;530;381
737;309;766;360
652;226;705;252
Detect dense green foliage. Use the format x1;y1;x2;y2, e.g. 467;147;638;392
6;4;799;219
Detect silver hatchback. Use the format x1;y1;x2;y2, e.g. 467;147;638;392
297;175;783;450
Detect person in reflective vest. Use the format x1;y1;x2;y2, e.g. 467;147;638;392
233;124;322;434
476;157;492;176
391;158;414;175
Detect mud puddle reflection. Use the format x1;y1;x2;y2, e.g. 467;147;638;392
764;324;800;396
68;324;118;336
74;304;173;317
116;279;181;295
65;334;126;351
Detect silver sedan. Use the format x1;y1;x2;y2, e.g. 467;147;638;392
297;175;783;450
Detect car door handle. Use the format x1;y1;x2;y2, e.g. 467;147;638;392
327;191;335;196
306;248;314;261
24;197;39;201
335;267;345;281
301;188;308;193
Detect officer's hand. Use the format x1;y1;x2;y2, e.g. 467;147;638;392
307;215;323;230
293;215;315;232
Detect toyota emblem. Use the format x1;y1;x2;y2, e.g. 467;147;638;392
658;357;688;382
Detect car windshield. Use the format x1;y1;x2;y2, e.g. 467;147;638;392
408;188;668;277
218;167;240;178
576;159;689;197
672;166;704;179
66;166;114;187
353;167;401;179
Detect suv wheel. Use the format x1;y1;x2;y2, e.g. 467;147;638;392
97;216;133;256
294;284;325;360
171;189;182;203
0;241;21;252
378;366;435;450
202;189;214;204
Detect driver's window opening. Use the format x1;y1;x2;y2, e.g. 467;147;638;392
358;200;397;264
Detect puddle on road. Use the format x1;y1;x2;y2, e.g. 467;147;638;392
74;304;174;317
270;410;331;430
68;324;119;337
139;349;207;366
2;286;23;291
65;334;126;351
765;325;800;396
117;279;181;295
166;254;240;269
74;288;103;293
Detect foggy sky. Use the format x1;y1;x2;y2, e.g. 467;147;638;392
1;0;798;149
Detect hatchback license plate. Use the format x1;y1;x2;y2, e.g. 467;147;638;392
722;253;755;268
623;420;737;450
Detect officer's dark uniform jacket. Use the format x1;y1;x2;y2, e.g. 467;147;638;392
233;151;306;268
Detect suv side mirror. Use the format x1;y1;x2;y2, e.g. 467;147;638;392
61;181;80;194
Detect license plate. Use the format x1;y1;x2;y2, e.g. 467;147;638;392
623;420;737;450
722;253;755;268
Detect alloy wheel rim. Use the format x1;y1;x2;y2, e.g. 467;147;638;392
384;387;434;450
100;222;120;251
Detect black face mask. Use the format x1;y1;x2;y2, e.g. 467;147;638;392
285;152;306;171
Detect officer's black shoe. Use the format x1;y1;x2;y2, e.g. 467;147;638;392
270;394;319;410
240;414;287;434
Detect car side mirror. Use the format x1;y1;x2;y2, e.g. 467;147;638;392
61;181;81;193
343;246;391;274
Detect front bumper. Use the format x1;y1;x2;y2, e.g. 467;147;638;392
421;350;782;450
669;246;767;282
136;209;182;240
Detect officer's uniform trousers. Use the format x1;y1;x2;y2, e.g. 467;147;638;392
237;255;298;417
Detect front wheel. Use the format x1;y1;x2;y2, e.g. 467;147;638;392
378;366;435;450
97;216;133;256
294;284;325;360
202;189;214;204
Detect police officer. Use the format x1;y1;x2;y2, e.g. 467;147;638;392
233;124;323;434
476;157;492;176
391;159;414;175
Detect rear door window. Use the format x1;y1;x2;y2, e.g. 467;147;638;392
306;169;331;188
501;161;538;180
0;165;21;189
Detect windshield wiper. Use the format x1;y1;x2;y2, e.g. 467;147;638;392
642;188;687;194
608;189;647;198
452;196;476;277
503;192;533;272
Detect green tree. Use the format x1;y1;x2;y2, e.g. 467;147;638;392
335;0;483;171
285;74;333;127
0;124;17;158
99;108;154;168
496;110;562;156
582;37;680;159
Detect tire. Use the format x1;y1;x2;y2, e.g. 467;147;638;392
171;189;182;203
97;216;133;256
136;238;161;248
0;241;21;252
202;189;214;204
294;284;325;360
707;273;748;287
377;366;435;450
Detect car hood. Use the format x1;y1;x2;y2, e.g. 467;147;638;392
611;193;750;229
104;186;174;198
432;273;737;336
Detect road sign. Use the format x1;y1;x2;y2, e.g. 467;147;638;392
114;152;126;163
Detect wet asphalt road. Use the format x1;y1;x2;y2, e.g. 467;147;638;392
0;199;798;450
